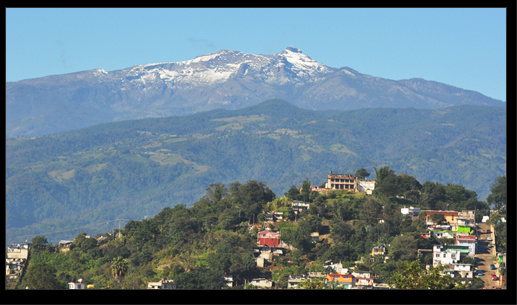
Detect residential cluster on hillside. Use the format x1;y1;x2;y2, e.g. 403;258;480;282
5;242;30;281
227;172;505;289
237;204;505;289
7;171;507;290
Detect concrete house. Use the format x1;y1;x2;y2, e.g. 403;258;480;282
456;234;477;255
147;279;176;289
325;172;356;191
433;245;461;266
68;279;86;289
324;171;377;193
249;277;273;288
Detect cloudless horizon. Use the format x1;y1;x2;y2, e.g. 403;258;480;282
6;8;507;101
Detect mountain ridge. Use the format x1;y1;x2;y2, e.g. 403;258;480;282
6;47;504;138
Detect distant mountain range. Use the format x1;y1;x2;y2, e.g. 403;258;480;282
6;100;506;244
6;47;504;138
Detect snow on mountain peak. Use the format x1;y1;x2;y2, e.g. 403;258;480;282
124;48;333;86
276;47;332;79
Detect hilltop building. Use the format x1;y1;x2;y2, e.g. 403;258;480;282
324;171;377;193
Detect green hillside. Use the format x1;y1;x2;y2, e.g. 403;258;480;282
6;100;506;243
11;177;506;291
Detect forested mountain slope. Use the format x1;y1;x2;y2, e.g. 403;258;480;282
6;100;506;243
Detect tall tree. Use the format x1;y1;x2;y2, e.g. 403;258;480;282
373;166;391;184
300;178;311;202
355;168;370;180
111;256;129;283
388;260;455;289
203;182;228;205
389;234;418;262
359;198;382;226
21;263;62;289
487;176;507;212
31;235;48;253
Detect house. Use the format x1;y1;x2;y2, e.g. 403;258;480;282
371;245;386;257
325;172;356;191
274;211;284;220
433;245;461;266
287;275;305;288
58;240;74;253
264;211;284;222
68;279;86;289
292;200;310;213
224;275;234;287
249;277;273;288
442;269;474;284
324;171;377;193
356;179;377;194
430;230;455;239
372;283;390;289
401;206;421;220
147;279;176;289
6;246;29;260
5;258;25;277
310;232;320;243
456;234;477;255
457;210;476;227
354;277;375;288
310;186;328;194
425;210;459;229
449;264;472;272
352;271;371;278
327;273;354;289
258;229;280;247
323;262;347;274
264;213;274;222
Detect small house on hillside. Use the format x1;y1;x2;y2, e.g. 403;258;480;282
292;200;310;213
68;279;86;289
147;279;176;289
371;245;386;257
401;206;421;220
327;273;354;289
58;240;74;253
258;229;280;247
425;210;459;229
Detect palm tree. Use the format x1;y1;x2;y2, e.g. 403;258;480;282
111;256;128;282
374;166;390;184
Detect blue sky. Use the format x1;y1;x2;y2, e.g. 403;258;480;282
6;8;507;101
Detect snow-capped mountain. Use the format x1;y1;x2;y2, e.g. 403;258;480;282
118;47;333;87
6;47;504;137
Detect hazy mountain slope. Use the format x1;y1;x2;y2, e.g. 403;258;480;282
6;47;504;138
6;100;506;243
